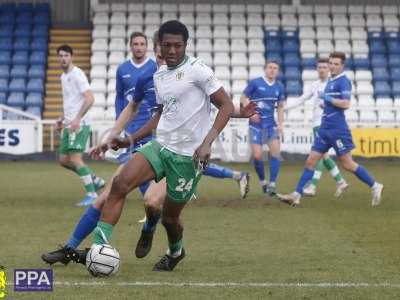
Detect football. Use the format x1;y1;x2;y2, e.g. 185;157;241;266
86;244;120;277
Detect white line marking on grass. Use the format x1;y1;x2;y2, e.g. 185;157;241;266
7;281;400;288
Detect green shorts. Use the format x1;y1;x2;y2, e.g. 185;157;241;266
59;125;91;155
137;140;202;203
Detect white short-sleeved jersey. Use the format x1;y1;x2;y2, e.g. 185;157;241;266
153;56;222;156
61;66;91;125
296;79;327;127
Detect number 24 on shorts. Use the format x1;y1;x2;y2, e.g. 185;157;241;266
175;178;193;192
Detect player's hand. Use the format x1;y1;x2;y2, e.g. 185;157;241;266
240;101;257;118
89;143;108;160
249;113;261;123
69;118;81;132
193;142;211;170
319;92;334;103
55;117;64;132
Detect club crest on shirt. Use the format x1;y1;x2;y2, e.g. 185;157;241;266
176;71;184;81
163;95;178;118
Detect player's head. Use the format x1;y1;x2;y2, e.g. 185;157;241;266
153;30;165;67
57;44;73;71
158;20;189;67
329;52;346;76
264;60;280;81
316;58;330;80
129;32;147;61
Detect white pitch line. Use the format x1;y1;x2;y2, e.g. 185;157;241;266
7;281;400;288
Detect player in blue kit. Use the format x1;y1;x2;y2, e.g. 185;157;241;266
278;52;384;207
240;60;285;196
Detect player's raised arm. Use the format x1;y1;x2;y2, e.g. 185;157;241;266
285;83;314;111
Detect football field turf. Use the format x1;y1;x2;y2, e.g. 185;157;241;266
1;160;399;299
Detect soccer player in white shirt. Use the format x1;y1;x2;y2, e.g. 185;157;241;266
56;45;104;205
90;21;256;271
285;58;348;197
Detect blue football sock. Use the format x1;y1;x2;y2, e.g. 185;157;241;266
203;163;234;179
142;212;161;233
269;156;280;183
295;168;315;194
67;205;101;249
354;165;375;187
253;159;265;182
139;181;150;196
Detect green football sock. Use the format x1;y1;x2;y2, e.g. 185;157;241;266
323;157;344;184
93;221;114;245
77;166;96;195
169;239;183;257
310;159;324;187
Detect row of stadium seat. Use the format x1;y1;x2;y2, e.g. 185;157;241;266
0;51;47;65
91;3;400;15
0;78;44;93
0;38;48;51
0;25;49;38
92;12;400;29
0;65;45;80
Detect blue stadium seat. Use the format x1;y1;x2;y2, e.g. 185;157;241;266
344;58;354;70
0;92;6;104
283;53;301;67
384;31;399;40
353;58;370;70
34;3;50;13
13;38;30;51
387;40;400;54
10;65;28;79
1;3;17;12
265;52;282;65
34;13;51;26
8;78;26;93
0;79;8;93
388;54;400;68
282;40;299;53
30;38;47;51
0;38;13;51
390;68;400;81
0;51;11;65
265;30;281;40
285;80;302;96
374;81;391;98
284;67;301;80
372;68;390;81
16;12;33;25
368;31;384;41
30;51;46;65
26;106;42;117
369;40;386;54
32;25;49;38
12;51;29;65
26;92;42;107
28;65;45;79
0;65;10;79
302;58;316;69
0;13;16;25
27;79;43;93
281;30;298;40
370;55;387;68
391;81;400;97
14;24;31;38
0;25;13;38
265;39;281;53
7;92;25;107
17;3;34;12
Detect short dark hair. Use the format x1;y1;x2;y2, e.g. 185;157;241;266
317;58;329;64
158;20;189;43
129;31;147;45
57;44;73;55
265;60;280;67
329;51;346;63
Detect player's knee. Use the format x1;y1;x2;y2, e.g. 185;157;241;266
110;175;130;197
144;196;162;212
58;156;70;167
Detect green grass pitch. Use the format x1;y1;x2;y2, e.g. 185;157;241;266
1;160;399;299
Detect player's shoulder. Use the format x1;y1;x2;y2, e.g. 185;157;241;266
337;73;352;86
117;59;131;72
71;66;88;80
248;76;263;85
